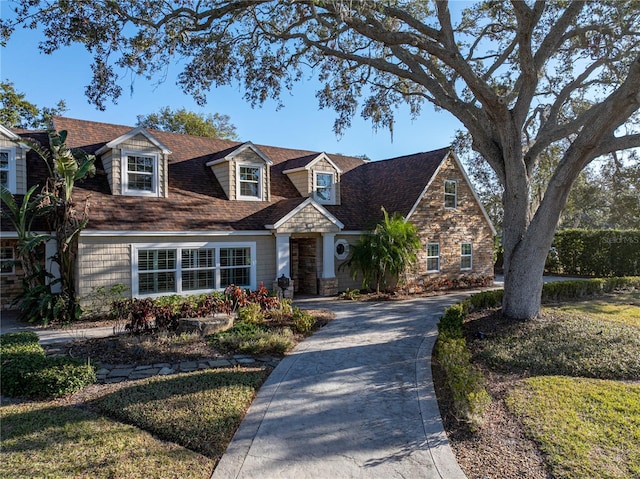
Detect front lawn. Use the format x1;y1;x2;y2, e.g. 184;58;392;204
444;290;640;479
1;304;333;478
1;401;212;479
506;376;640;479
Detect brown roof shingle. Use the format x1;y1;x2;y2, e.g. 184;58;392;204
3;117;450;232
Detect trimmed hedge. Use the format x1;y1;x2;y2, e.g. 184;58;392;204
553;229;640;276
435;277;639;429
0;332;96;399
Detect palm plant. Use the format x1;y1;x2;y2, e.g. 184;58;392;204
5;130;95;323
344;208;421;293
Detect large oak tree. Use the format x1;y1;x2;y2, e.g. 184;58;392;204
3;1;639;319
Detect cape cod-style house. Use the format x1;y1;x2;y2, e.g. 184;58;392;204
0;116;496;308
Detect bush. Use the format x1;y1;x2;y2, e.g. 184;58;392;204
541;276;640;302
464;290;504;312
237;303;265;324
212;323;295;355
437;303;467;340
339;288;361;300
292;307;316;335
1;332;95;399
268;298;293;321
553;229;640;276
437;337;490;430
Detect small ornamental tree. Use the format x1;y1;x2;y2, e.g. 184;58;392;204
10;130;96;323
345;208;421;293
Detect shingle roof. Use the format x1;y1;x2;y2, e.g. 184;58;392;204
3;117;450;232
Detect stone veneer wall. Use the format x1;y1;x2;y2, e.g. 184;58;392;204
407;155;494;286
1;239;22;309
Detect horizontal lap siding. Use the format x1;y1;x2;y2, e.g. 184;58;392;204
76;234;276;300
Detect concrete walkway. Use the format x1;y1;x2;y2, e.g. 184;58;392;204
213;292;474;479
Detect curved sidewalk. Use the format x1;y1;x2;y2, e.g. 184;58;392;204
213;293;473;479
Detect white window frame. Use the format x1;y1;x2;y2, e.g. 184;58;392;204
132;242;257;297
444;180;457;209
426;243;440;273
121;150;159;197
314;171;336;204
334;239;350;260
236;163;264;201
1;246;15;275
461;243;473;271
0;147;17;193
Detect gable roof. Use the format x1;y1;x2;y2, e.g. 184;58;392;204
3;116;461;234
205;141;273;167
282;152;343;174
95;126;172;155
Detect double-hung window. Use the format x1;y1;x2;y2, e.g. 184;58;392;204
220;247;251;287
138;249;177;294
1;246;15;274
182;248;215;291
314;172;335;204
133;243;255;297
0;148;16;193
123;151;158;196
237;164;262;200
461;243;473;270
444;180;457;209
426;243;440;272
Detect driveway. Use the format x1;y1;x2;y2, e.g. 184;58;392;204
212;291;477;479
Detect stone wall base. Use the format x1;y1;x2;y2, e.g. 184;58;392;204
318;277;339;296
272;280;295;299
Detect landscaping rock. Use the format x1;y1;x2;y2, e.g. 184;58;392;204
178;315;234;336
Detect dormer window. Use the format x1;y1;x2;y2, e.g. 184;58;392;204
0;147;16;193
123;151;159;196
237;163;264;201
314;171;335;204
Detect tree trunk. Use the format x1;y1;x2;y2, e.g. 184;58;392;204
502;238;548;319
501;155;573;319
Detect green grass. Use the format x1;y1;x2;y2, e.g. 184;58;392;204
1;368;268;478
506;376;640;479
95;368;269;458
475;314;640;380
0;401;212;479
467;291;640;478
548;291;640;327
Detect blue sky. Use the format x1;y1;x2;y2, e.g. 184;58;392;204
0;3;463;161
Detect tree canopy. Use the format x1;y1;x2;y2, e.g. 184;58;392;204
2;1;639;319
0;80;67;129
137;106;238;139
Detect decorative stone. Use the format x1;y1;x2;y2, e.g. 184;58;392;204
236;358;256;364
177;315;234;336
208;359;232;368
108;368;133;377
179;361;198;372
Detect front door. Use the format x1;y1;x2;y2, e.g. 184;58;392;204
290;238;318;294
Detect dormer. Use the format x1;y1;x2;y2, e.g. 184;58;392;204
95;127;172;197
283;153;342;205
0;125;29;195
206;142;272;201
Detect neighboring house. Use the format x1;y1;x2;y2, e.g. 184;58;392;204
0;116;496;308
